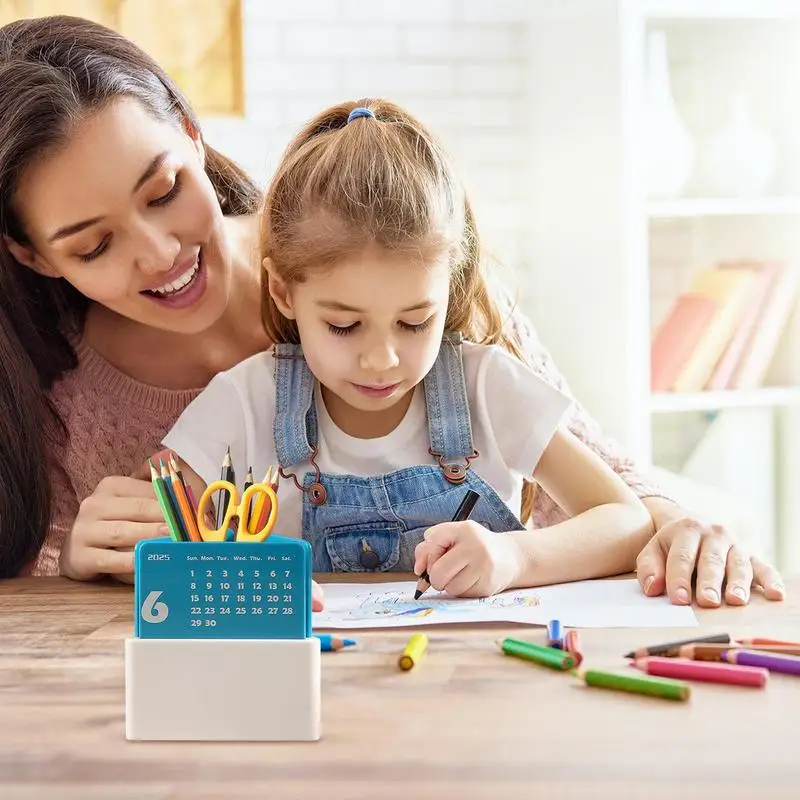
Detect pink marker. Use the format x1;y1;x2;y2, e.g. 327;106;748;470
634;656;768;688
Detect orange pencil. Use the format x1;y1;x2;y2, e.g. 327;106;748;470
169;462;202;541
738;637;800;647
255;469;279;531
680;643;800;661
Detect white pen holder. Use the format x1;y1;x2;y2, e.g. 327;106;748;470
125;537;321;741
125;638;320;741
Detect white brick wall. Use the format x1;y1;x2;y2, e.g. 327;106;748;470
201;0;533;276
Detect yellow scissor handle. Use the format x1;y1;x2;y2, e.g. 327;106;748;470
197;480;239;542
236;483;278;542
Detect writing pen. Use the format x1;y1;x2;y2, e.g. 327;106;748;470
414;489;480;600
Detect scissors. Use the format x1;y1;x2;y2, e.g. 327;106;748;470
197;480;278;542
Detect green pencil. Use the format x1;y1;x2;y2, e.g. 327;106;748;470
149;459;182;542
498;638;576;670
579;668;690;701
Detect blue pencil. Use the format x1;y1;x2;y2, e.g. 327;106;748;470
160;460;188;540
314;634;357;652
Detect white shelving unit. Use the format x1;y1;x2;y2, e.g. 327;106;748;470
527;0;800;567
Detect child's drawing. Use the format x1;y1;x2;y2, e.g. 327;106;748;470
313;579;699;630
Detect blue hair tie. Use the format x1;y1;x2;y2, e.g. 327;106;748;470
347;107;375;124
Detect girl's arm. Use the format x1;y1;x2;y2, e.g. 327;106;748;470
504;427;654;589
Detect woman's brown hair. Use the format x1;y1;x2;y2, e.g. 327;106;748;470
260;98;536;522
0;15;262;576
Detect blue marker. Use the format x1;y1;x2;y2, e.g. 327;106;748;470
547;619;563;649
314;634;357;652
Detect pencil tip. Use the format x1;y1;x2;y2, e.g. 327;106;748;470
623;651;634;659
413;590;422;600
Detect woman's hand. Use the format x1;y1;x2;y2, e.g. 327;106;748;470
312;580;324;611
59;474;168;582
413;521;520;598
636;502;785;607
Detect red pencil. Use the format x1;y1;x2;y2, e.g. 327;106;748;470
633;657;768;688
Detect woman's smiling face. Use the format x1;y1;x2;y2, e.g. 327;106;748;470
8;97;236;334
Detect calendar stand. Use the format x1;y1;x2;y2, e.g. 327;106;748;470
125;537;320;742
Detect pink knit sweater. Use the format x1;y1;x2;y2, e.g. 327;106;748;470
33;321;670;576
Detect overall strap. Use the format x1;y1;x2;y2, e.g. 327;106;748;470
273;344;318;469
422;334;476;463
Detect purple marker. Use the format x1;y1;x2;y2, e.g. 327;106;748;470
723;649;800;676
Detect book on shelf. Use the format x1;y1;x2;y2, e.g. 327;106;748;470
650;260;800;394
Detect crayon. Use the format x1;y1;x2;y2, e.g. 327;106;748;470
498;638;575;671
633;657;768;688
737;637;800;647
679;643;800;661
722;649;800;676
579;668;690;701
149;459;182;542
547;619;563;649
314;634;357;652
399;633;428;670
624;633;730;659
564;629;583;666
415;490;480;599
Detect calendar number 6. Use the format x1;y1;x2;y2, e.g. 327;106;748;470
141;590;169;623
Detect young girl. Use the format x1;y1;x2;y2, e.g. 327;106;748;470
162;99;655;599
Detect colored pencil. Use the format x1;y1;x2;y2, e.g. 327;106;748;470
314;634;357;652
579;668;691;701
216;446;235;531
624;633;730;659
564;629;583;666
149;459;182;542
415;489;480;599
722;649;800;676
679;643;800;661
633;657;768;688
168;462;202;542
249;467;272;535
167;452;197;514
498;638;576;671
160;460;188;541
738;637;800;647
547;619;564;649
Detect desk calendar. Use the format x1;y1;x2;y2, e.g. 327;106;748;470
125;537;321;742
133;537;312;639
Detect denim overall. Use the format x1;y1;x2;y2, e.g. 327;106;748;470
273;336;525;572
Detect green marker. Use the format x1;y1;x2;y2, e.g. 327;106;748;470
149;459;182;542
580;668;690;701
499;637;576;670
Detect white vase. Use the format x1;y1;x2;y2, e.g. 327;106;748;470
645;30;695;199
702;95;776;198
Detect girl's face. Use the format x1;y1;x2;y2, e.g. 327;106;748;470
7;97;234;334
270;245;451;427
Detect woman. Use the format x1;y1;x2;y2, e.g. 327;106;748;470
0;15;783;607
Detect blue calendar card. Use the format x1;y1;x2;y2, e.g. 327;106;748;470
134;536;312;640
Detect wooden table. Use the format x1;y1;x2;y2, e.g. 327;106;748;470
0;575;798;799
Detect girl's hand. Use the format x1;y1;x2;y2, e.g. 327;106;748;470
636;513;785;607
59;475;168;582
312;580;325;611
413;521;520;597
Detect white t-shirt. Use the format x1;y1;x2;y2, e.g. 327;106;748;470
163;341;572;537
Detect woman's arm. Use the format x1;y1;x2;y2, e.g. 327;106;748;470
504;301;674;525
504;427;655;588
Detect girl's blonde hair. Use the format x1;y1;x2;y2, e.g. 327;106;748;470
260;98;535;522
